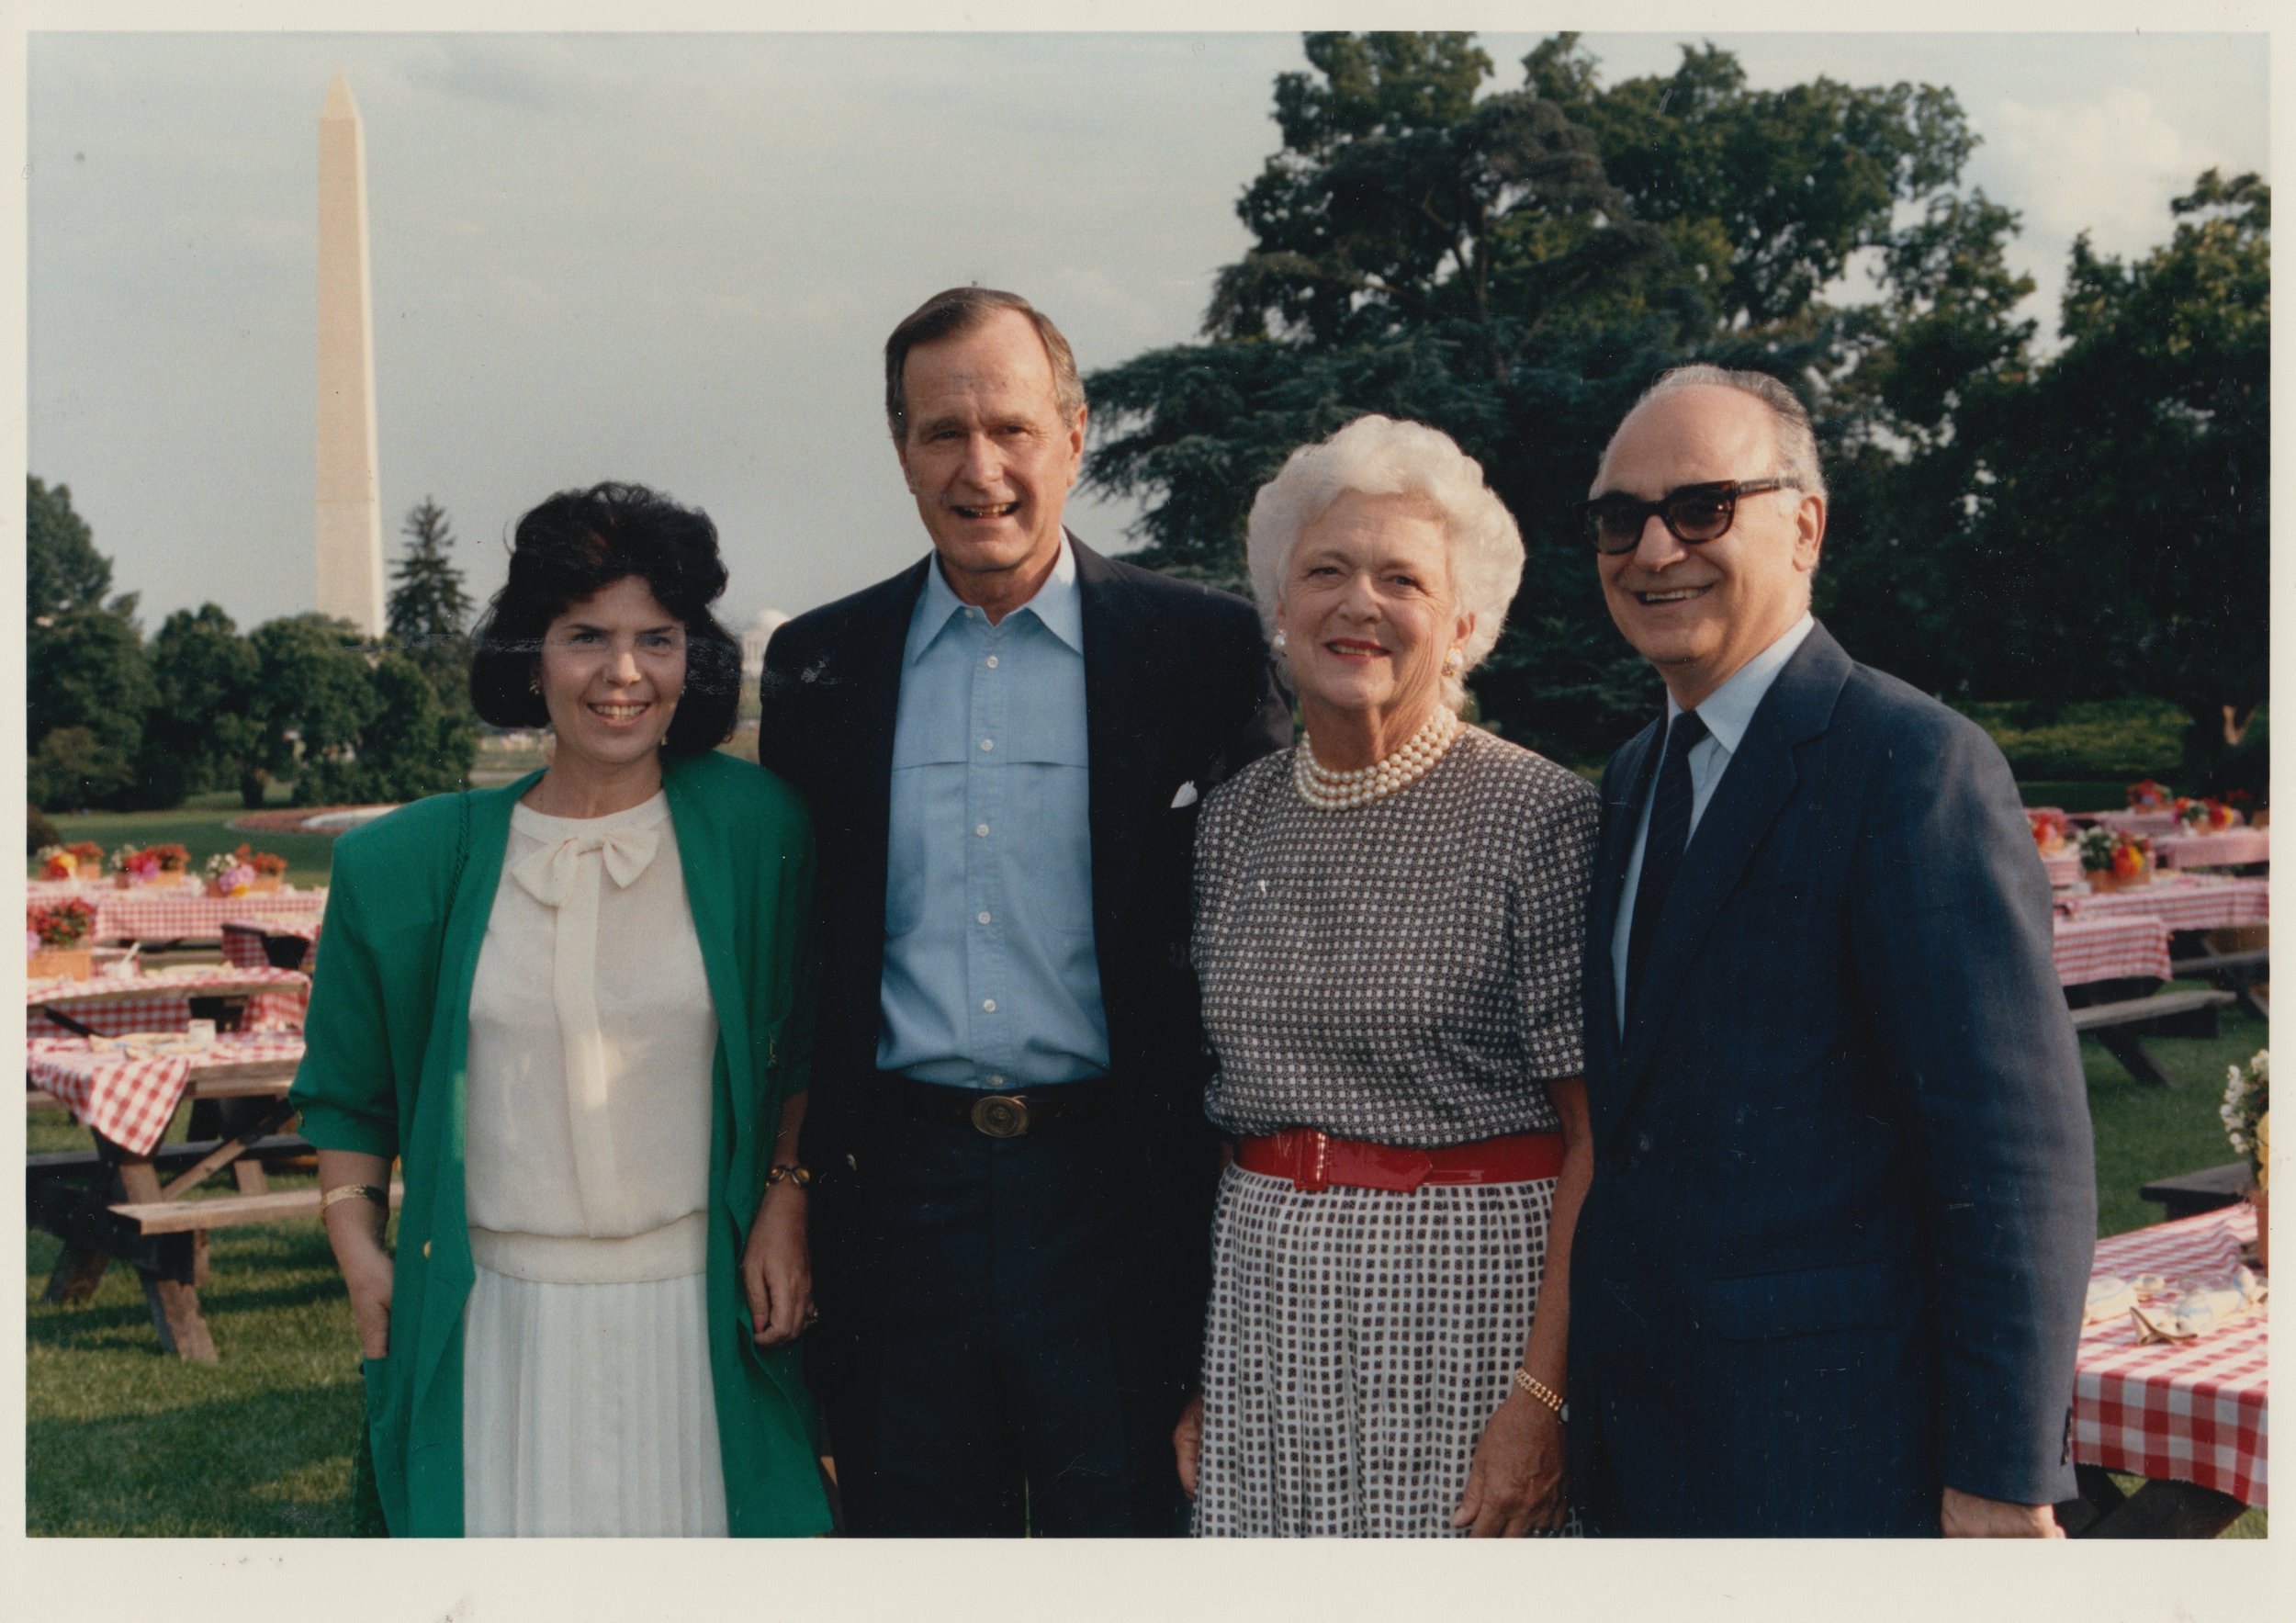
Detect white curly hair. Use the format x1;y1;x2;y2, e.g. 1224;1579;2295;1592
1244;414;1525;712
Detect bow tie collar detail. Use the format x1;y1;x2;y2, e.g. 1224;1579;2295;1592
512;824;661;907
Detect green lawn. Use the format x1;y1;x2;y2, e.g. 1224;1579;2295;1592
25;997;2268;1536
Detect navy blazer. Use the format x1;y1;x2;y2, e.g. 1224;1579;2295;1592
1566;622;2096;1536
756;535;1289;1195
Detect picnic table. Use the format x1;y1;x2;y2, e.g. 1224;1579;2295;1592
84;885;327;948
2057;1204;2266;1537
26;1032;345;1361
2152;828;2270;870
2058;872;2269;932
219;918;321;973
2088;810;2188;839
2041;851;2083;887
27;964;310;1040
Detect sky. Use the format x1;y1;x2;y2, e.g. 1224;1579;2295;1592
22;24;2274;640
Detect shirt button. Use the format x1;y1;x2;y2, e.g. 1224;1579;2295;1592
980;738;995;752
985;655;999;669
989;1074;1006;1087
977;911;992;925
982;997;997;1013
422;1241;432;1258
975;823;990;838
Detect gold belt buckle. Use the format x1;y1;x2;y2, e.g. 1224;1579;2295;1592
970;1093;1030;1139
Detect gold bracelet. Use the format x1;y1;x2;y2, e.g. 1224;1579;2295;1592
320;1184;388;1212
765;1163;812;1189
1513;1368;1565;1416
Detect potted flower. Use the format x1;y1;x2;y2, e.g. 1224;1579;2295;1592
2026;809;2069;854
34;845;76;882
67;840;104;879
2221;1050;2268;1269
108;843;158;889
233;843;289;893
2127;778;2173;813
147;843;190;885
28;896;99;980
204;851;258;898
2078;826;2152;891
2178;797;2239;834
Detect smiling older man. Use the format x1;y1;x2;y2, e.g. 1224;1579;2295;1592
1564;365;2096;1538
756;287;1288;1536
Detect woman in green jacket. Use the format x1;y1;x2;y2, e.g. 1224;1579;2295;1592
291;483;831;1537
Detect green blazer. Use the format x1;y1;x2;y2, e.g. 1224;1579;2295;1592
290;750;832;1538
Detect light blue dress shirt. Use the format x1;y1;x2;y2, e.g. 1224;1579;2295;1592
1611;612;1816;1033
877;533;1109;1088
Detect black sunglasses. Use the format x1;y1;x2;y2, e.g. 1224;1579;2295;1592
1575;478;1799;555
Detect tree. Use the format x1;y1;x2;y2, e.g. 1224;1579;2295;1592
387;497;475;702
140;604;264;808
26;479;154;808
299;651;477;806
1942;171;2269;791
246;614;381;807
1085;32;2003;761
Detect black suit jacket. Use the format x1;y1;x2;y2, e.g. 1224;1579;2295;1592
1567;622;2096;1536
757;535;1289;1210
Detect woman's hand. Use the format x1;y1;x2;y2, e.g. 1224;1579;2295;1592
1452;1391;1568;1536
741;1180;814;1347
339;1237;394;1360
1173;1389;1205;1500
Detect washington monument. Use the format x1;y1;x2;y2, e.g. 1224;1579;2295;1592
315;70;384;637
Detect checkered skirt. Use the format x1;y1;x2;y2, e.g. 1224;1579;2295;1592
1193;1164;1575;1537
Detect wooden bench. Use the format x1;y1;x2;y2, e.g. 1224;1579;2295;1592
2168;947;2269;1020
112;1178;402;1235
2069;987;2236;1088
2138;1161;2254;1221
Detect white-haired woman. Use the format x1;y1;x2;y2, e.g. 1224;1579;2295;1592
1174;415;1598;1537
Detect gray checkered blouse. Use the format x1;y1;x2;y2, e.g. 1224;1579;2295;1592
1192;725;1599;1147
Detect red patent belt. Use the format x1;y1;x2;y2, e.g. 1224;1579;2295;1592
1233;1128;1564;1193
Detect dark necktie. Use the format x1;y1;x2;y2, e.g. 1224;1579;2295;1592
1626;709;1708;1021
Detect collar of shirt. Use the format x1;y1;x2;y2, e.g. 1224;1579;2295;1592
1666;611;1816;755
905;529;1085;666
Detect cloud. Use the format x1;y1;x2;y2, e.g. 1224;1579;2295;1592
1988;86;2242;260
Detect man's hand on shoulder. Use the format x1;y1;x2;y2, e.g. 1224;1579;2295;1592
1941;1485;2065;1538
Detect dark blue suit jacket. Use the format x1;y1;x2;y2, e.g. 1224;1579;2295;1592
1566;622;2096;1536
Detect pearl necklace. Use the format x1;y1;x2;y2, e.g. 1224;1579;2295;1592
1292;705;1460;811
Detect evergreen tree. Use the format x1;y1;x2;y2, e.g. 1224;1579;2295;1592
25;478;154;809
386;497;475;700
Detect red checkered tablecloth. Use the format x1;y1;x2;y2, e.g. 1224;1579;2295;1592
2061;873;2270;931
2153;828;2270;870
219;919;321;973
27;1033;307;1156
2054;916;2173;987
26;964;310;1040
2075;1205;2267;1507
2042;851;2083;887
88;887;327;945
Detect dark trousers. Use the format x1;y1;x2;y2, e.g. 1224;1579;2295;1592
808;1103;1203;1538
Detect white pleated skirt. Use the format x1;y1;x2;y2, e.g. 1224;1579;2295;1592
461;1261;728;1537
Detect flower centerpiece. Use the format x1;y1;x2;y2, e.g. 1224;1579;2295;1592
149;843;190;879
67;840;104;879
28;895;99;979
2127;777;2173;813
2078;826;2152;891
35;845;76;881
2027;809;2070;854
204;851;258;898
2174;796;2238;833
2221;1050;2268;1268
232;843;289;893
108;843;159;888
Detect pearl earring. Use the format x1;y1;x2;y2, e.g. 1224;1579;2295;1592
1442;647;1463;679
527;672;542;695
1272;629;1289;656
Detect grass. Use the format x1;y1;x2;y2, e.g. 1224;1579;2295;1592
24;996;2268;1536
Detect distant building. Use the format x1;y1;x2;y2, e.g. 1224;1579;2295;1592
740;609;790;681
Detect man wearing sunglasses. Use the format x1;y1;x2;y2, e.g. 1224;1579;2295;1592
1564;366;2095;1538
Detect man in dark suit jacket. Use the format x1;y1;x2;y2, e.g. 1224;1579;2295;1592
757;287;1288;1536
1564;365;2096;1537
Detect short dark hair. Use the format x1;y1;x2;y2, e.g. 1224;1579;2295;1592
469;482;741;754
882;286;1085;442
